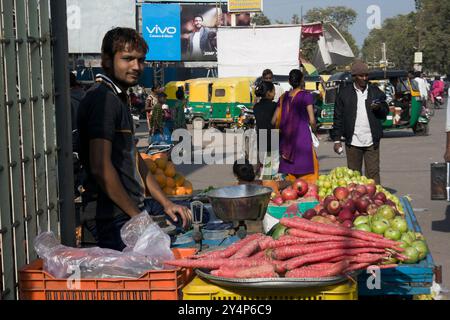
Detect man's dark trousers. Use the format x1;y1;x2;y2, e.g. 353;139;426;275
345;144;380;184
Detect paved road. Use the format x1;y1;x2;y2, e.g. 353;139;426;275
137;105;450;297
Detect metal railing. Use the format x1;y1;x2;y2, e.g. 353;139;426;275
0;0;74;300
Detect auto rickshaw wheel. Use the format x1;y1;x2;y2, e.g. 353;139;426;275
413;122;429;136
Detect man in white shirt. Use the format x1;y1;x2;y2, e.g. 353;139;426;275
331;60;389;184
261;69;284;103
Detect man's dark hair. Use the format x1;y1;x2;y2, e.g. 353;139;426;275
194;15;204;21
262;69;273;78
255;81;275;98
233;159;255;182
435;76;440;81
414;71;422;78
70;72;78;87
176;87;185;100
152;84;161;92
101;27;148;74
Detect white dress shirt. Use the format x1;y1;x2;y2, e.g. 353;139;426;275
192;32;201;56
351;84;373;147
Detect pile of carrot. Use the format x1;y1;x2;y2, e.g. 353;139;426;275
164;217;404;279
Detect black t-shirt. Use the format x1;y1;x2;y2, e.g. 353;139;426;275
78;76;145;220
253;98;278;153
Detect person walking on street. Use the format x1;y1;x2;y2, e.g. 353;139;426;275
173;87;187;130
77;27;191;251
331;60;389;185
145;85;163;133
272;69;319;184
253;81;279;179
444;86;450;162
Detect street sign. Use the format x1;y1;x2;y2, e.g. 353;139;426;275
414;52;423;64
228;0;263;13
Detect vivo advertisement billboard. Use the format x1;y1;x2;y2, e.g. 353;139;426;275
142;4;181;61
142;3;250;62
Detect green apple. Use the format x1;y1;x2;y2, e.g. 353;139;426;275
354;216;370;226
403;247;419;264
371;220;390;235
391;217;408;233
354;224;372;232
411;240;428;260
384;228;401;241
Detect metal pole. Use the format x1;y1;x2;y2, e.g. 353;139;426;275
50;0;76;246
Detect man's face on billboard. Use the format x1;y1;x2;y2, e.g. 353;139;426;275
194;17;203;29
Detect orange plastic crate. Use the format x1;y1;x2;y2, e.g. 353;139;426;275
19;248;197;300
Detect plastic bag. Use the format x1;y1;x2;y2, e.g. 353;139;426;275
34;211;174;279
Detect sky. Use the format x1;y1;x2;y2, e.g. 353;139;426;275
263;0;416;47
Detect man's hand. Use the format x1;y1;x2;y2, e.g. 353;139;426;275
334;142;343;155
164;202;193;229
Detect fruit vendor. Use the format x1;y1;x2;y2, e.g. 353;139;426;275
331;60;389;185
77;28;192;251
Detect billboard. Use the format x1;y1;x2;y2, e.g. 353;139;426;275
67;0;136;53
142;4;181;61
228;0;263;13
142;3;250;62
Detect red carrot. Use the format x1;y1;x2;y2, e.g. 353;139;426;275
285;260;349;278
192;233;264;259
272;241;395;261
211;264;278;279
259;236;314;250
344;263;371;273
165;257;268;269
281;217;399;246
231;235;269;259
283;248;388;271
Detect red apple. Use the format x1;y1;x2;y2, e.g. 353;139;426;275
303;209;317;220
319;209;328;217
327;200;342;216
374;192;387;203
292;179;309;197
282;187;298;201
323;195;337;209
356;185;367;195
374;199;384;207
333;187;350;201
351;190;363;200
355;198;369;213
366;184;376;197
342;199;356;214
348;183;357;192
272;196;284;206
338;208;354;222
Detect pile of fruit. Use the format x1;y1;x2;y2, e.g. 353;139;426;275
269;178;319;207
140;153;193;196
316;167;402;213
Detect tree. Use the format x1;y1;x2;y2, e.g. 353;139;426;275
291;14;300;24
361;0;450;74
302;6;359;61
251;13;271;25
274;19;285;24
304;6;357;32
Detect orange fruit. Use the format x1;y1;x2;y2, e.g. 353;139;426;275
175;187;186;196
183;181;193;195
144;158;157;174
174;173;185;187
155;174;166;188
155;158;168;170
164;163;176;178
155;168;165;176
140;153;151;160
151;153;168;161
166;177;176;188
163;187;175;196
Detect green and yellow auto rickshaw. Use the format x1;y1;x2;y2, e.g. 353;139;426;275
368;70;429;135
184;78;217;128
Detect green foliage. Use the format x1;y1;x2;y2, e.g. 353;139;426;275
251;13;271;25
304;6;357;32
362;0;450;74
301;6;359;61
291;14;300;24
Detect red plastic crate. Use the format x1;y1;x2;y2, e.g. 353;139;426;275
19;248;197;300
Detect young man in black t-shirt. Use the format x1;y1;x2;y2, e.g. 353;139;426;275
78;28;192;250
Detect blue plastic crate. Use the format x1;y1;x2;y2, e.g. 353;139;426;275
358;197;435;296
